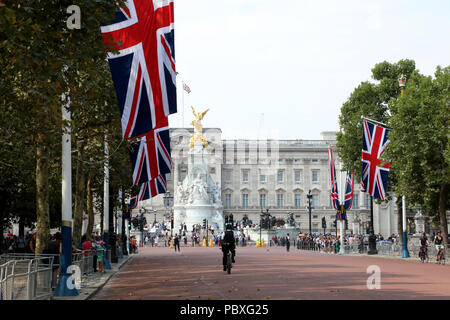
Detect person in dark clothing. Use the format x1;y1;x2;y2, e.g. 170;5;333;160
286;233;291;252
174;234;180;252
220;223;236;271
45;232;62;289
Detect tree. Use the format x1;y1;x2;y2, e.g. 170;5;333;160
388;66;450;245
337;59;418;241
0;1;121;252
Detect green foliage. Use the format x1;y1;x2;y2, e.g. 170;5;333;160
387;66;450;219
337;59;417;186
0;0;134;242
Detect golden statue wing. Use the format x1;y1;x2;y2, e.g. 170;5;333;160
199;108;209;120
191;106;198;118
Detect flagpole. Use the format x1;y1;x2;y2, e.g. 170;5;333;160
401;195;410;257
182;80;185;128
103;133;112;270
367;196;378;254
339;160;345;254
55;91;78;296
361;116;391;129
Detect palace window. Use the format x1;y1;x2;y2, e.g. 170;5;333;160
277;194;284;207
260;171;266;183
242;194;249;208
294;170;302;182
277;170;284;182
225;194;231;208
295;194;302;208
260;194;266;208
312;170;319;182
312;194;319;208
242;170;249;182
225;170;232;182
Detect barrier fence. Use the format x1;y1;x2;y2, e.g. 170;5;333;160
0;248;116;300
0;256;54;300
297;239;449;260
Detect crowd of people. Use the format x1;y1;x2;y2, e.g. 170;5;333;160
294;233;400;253
1;231;37;254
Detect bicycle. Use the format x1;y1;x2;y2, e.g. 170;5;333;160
419;246;428;263
436;247;446;265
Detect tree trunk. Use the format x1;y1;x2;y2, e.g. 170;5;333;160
86;167;95;238
73;139;86;245
0;201;4;254
439;184;448;247
36;140;50;254
396;196;403;245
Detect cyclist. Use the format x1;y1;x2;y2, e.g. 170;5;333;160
418;232;429;260
433;231;444;262
220;220;236;271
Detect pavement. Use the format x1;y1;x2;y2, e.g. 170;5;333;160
52;253;134;300
91;245;450;300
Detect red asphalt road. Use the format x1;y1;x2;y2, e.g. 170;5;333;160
93;245;450;300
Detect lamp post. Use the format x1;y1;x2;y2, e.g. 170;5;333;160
307;190;312;235
139;207;145;246
164;192;174;237
367;196;378;254
259;213;263;246
398;74;410;258
260;208;271;246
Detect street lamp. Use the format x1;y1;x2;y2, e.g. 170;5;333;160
398;74;406;97
164;192;174;237
260;208;272;246
307;190;313;234
399;74;410;258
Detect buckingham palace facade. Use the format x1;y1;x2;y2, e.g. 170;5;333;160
135;128;408;238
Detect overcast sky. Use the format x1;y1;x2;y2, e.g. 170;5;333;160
168;0;450;140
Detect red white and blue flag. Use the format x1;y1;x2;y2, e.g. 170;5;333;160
183;82;191;93
129;118;172;186
328;148;340;210
138;175;167;201
361;119;391;201
129;195;138;209
343;171;354;211
101;0;177;140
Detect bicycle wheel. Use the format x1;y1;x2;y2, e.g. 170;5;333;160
420;251;425;263
227;255;232;274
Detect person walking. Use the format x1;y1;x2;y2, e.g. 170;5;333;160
97;241;105;273
92;236;98;272
174;234;180;252
286;233;291;252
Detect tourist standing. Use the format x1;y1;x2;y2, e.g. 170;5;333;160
97;241;105;273
174;234;180;252
286;233;291;252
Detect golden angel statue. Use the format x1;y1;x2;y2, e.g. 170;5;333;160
189;106;209;150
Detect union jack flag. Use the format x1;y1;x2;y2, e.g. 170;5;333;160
129;119;172;186
101;0;177;140
129;195;138;210
138;175;167;201
343;171;354;211
361;119;391;200
183;82;191;93
328;148;340;210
